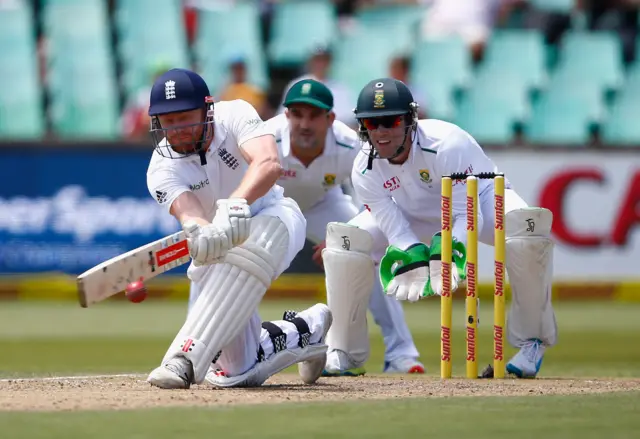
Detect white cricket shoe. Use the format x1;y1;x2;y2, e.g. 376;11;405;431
322;349;366;377
296;303;333;384
383;357;425;374
205;304;332;388
506;339;546;378
147;357;193;389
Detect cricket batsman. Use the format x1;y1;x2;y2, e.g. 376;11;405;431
263;79;424;375
323;78;558;378
145;68;333;389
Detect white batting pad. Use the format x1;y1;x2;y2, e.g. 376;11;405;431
505;208;558;348
161;215;289;384
322;222;375;366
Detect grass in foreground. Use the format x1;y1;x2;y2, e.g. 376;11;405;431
2;391;640;439
1;301;639;378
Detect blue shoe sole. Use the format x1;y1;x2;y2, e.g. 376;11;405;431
506;363;525;378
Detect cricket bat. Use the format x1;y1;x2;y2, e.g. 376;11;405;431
77;231;191;308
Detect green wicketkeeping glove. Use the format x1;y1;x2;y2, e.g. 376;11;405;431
379;243;432;302
426;232;467;296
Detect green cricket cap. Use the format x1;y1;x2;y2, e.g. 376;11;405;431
283;79;333;111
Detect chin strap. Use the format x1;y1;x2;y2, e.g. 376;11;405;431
367;151;375;170
198;149;207;166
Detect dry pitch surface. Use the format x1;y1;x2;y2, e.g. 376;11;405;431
2;374;639;412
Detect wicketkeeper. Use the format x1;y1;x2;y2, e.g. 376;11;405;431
322;78;558;378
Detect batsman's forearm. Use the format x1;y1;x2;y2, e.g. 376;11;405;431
230;157;282;205
170;191;211;226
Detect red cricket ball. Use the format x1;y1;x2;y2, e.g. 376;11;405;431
125;279;148;303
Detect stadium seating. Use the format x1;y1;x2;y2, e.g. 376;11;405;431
524;84;602;145
410;37;471;121
553;31;624;93
601;91;640;146
529;0;574;13
195;2;268;95
44;0;119;139
329;30;399;98
353;4;422;52
268;1;337;67
116;0;190;101
0;3;44;139
329;4;424;97
1;1;639;146
480;30;547;91
455;71;530;144
455;96;516;145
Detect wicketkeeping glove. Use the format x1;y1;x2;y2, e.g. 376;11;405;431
379;243;432;302
426;232;467;296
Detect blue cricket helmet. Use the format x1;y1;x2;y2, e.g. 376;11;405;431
148;68;215;164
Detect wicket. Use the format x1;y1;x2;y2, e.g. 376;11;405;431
440;172;506;379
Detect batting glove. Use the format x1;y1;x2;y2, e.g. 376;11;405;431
183;221;230;266
211;198;252;247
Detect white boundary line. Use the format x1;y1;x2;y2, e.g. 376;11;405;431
0;373;145;383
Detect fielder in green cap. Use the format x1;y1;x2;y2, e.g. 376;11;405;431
284;78;334;111
263;78;425;378
281;79;335;153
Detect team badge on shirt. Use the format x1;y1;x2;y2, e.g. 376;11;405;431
418;169;432;185
322;173;337;187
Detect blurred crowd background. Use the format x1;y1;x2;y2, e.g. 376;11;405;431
2;0;640;147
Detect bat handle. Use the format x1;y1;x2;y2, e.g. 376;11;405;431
182;220;199;235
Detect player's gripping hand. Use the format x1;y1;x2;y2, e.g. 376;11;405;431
211;198;252;247
426;232;467;296
379;243;432;302
183;222;230;266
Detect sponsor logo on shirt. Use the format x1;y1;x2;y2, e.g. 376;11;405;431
189;179;210;191
383;176;400;192
155;190;167;204
280;169;297;178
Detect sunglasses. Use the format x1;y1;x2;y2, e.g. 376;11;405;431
362;115;404;130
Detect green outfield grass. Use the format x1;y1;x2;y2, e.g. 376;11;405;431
1;300;639;438
1;300;639;378
1;392;639;439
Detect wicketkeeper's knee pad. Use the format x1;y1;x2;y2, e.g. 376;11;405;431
505;208;558;347
322;222;374;366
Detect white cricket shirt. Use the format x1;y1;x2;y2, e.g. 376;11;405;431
146;99;281;220
265;114;362;212
351;119;507;250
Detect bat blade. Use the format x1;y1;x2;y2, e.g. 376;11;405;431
77;231;190;307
